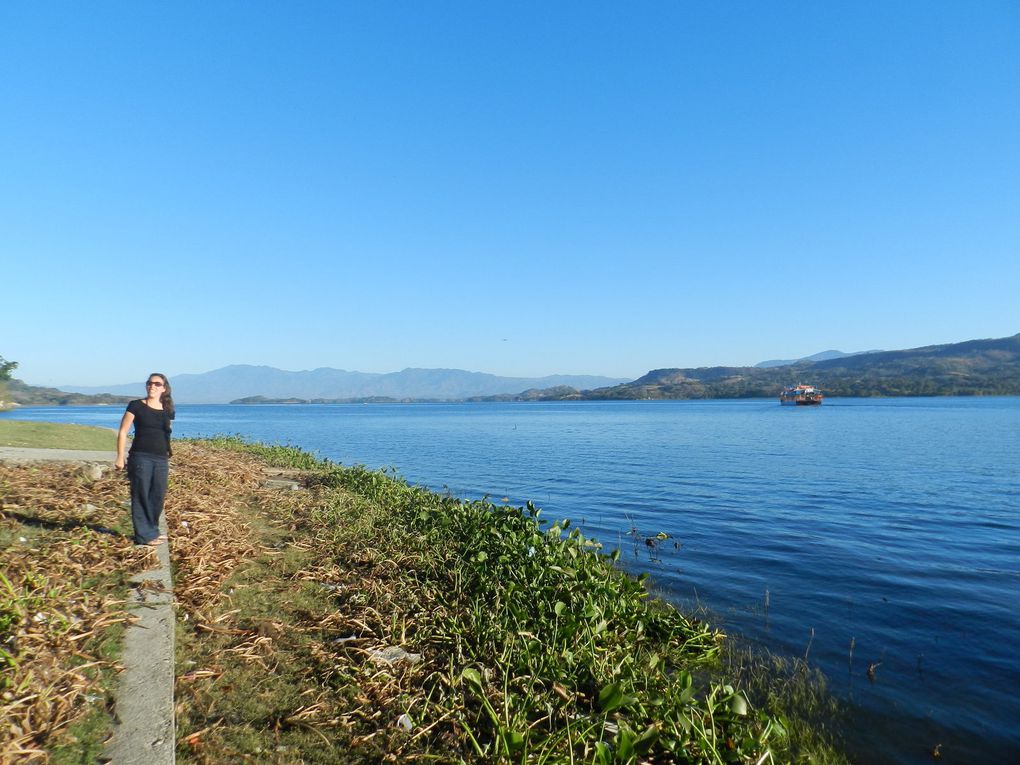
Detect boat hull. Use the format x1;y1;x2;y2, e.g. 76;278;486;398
779;385;823;405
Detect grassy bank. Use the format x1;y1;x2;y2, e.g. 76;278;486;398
0;420;115;450
170;438;848;764
1;434;849;763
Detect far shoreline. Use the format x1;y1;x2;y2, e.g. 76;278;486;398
5;392;1020;412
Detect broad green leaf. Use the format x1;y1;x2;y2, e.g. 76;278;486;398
616;727;635;761
731;693;749;716
506;730;525;753
598;682;638;713
633;724;660;755
599;682;624;712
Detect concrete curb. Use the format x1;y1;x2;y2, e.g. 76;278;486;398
103;515;176;764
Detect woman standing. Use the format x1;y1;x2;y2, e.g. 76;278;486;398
115;373;175;546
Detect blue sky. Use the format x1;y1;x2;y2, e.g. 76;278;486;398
3;2;1018;387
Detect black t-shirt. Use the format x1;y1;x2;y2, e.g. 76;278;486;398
127;399;174;457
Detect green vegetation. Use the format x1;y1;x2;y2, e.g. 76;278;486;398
468;385;584;402
0;420;116;450
175;437;848;763
0;356;17;410
201;435;324;469
0;356;16;383
231;395;316;404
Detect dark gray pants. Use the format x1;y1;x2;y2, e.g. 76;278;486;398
127;452;169;544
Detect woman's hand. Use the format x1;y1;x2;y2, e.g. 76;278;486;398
115;409;134;472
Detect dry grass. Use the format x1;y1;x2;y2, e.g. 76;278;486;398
0;442;355;764
169;445;433;763
0;442;288;763
0;460;153;764
161;442;266;625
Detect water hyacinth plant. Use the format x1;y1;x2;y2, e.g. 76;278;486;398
319;470;775;762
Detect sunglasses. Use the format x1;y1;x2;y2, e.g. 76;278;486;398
146;381;165;388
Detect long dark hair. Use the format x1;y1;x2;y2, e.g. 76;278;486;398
148;372;175;419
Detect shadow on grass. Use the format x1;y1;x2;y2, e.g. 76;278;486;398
2;509;126;539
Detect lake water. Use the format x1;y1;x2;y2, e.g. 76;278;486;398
4;397;1018;764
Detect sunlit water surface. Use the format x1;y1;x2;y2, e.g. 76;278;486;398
5;397;1018;764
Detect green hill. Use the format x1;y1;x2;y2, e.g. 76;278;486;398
2;378;133;407
584;333;1020;399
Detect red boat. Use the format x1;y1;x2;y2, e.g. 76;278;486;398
780;384;823;406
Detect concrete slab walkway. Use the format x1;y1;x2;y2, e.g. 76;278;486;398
102;514;175;764
0;446;124;463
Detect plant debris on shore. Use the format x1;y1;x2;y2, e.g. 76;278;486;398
0;461;150;764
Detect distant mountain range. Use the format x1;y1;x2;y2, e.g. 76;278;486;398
754;349;883;368
59;366;630;404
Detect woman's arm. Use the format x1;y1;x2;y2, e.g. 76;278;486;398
115;410;134;470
